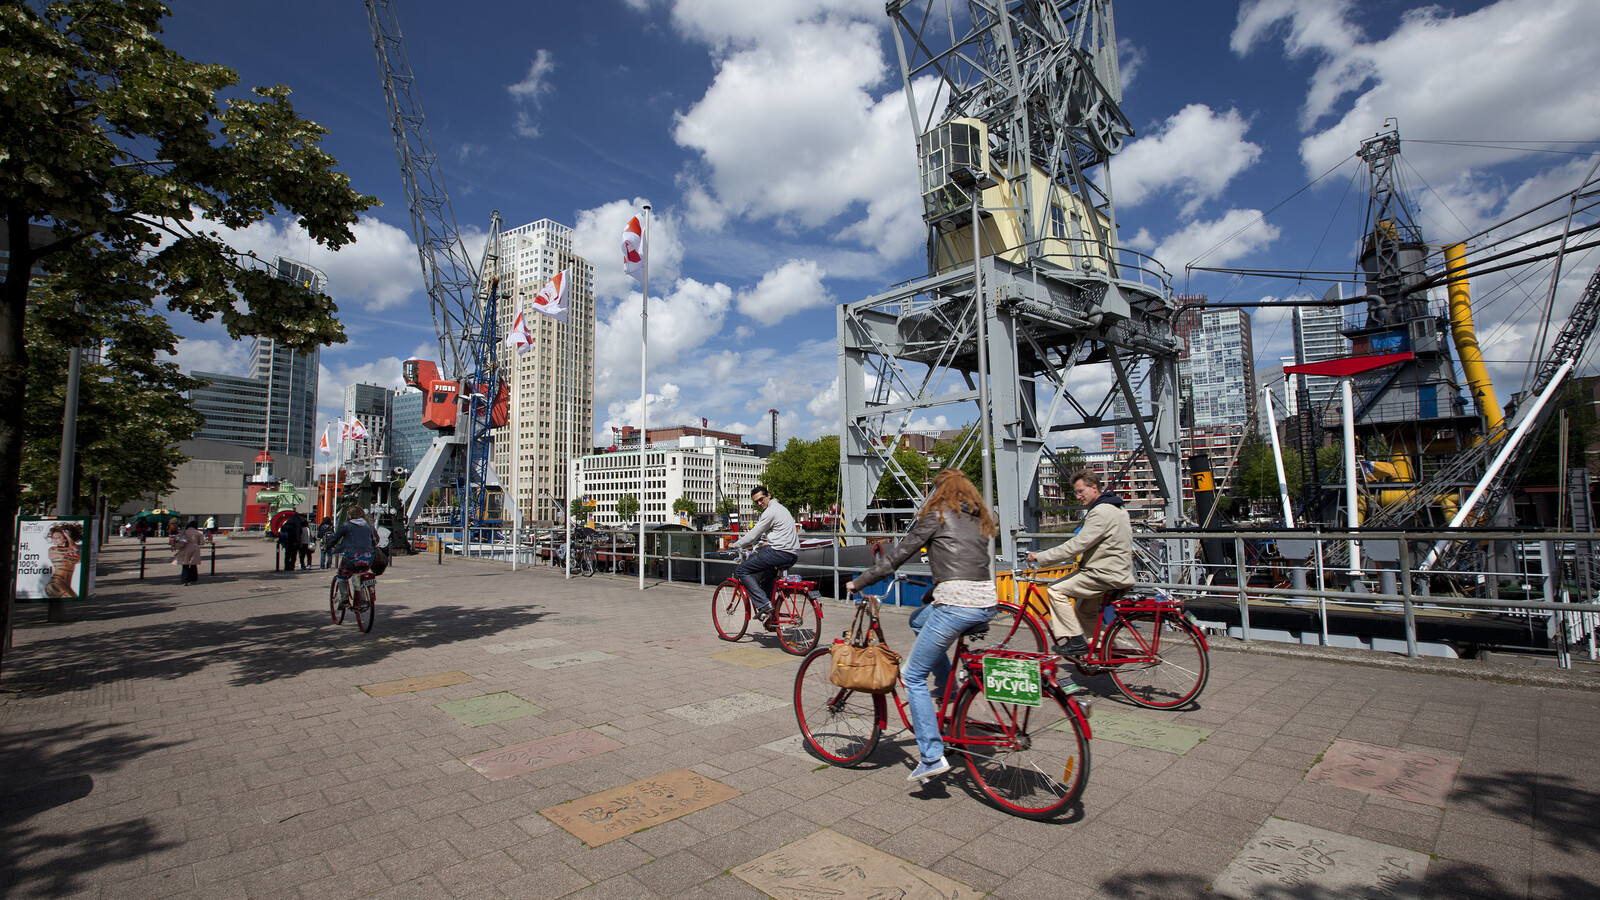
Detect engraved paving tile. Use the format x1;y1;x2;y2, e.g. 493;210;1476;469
434;692;546;727
540;768;739;846
461;729;625;781
1084;710;1214;755
707;647;793;668
1307;739;1462;807
482;638;566;654
664;690;787;726
360;671;476;698
760;734;815;761
1213;817;1428;900
523;650;620;670
548;615;606;626
733;829;983;900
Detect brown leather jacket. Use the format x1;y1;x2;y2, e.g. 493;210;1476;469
852;504;990;591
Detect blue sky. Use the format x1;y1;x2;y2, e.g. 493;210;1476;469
156;0;1600;448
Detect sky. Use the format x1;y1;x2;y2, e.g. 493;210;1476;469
153;0;1600;450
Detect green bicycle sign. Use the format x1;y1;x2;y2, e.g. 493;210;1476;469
982;656;1043;707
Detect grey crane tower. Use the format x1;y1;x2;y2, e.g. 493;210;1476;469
839;0;1183;561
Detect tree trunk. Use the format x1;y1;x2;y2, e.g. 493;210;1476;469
0;214;35;680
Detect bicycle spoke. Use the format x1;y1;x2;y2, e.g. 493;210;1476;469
1105;612;1208;709
955;685;1087;819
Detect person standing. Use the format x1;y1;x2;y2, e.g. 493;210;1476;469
298;518;315;569
845;469;998;782
317;516;335;569
277;512;303;571
173;520;205;586
1027;470;1134;657
728;486;801;631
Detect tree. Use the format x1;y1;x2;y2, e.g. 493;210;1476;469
1050;446;1088;508
1519;383;1597;486
1;1;374;673
615;493;639;522
570;497;590;521
672;495;698;517
715;496;739;517
873;444;930;502
761;435;839;514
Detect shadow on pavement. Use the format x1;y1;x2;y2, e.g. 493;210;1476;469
0;723;182;897
1452;770;1600;854
3;604;548;690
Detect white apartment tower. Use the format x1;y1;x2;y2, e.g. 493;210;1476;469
1293;304;1347;413
489;219;596;525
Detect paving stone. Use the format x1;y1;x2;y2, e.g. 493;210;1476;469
732;829;984;900
460;729;627;781
1082;709;1214;754
360;672;476;698
663;691;787;726
1308;739;1462;807
540;769;740;847
1213;817;1429;899
434;692;546;727
707;647;794;668
482;637;567;654
525;650;621;670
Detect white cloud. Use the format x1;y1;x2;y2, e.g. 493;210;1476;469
593;277;733;408
1147;209;1282;272
664;0;884;50
162;337;252;377
317;356;408;422
573;199;685;302
736;259;832;325
1114;104;1262;216
1232;0;1600;183
220;216;422;313
1117;39;1145;91
507;49;556;138
672;19;925;261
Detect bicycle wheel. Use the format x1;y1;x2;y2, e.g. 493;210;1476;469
355;580;376;633
793;646;884;766
974;601;1048;653
580;547;596;577
329;576;348;624
712;581;750;641
1100;611;1208;709
776;593;821;655
953;682;1090;819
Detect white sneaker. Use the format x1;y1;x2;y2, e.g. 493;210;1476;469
908;756;952;781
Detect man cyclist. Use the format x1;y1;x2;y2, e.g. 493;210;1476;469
728;485;800;631
327;506;381;611
1026;470;1134;658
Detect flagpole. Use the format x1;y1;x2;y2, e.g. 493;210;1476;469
638;204;650;591
511;326;521;572
564;304;573;580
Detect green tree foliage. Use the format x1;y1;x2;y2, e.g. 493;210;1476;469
1051;446;1088;507
615;493;639;522
570;497;590;521
1233;432;1284;502
1;1;374;669
760;435;839;514
1519;383;1597;486
18;279;204;511
672;495;698;517
715;495;739;516
873;444;930;502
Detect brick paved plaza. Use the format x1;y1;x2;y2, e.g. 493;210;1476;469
3;536;1598;899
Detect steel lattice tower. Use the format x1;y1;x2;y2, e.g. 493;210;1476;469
839;0;1182;561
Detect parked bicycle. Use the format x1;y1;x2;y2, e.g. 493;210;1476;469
794;594;1091;819
985;566;1209;709
713;550;822;655
329;555;377;633
575;537;597;577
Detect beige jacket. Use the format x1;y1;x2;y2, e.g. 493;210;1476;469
1034;495;1134;589
173;527;205;565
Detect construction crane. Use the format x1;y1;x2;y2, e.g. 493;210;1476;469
365;0;509;546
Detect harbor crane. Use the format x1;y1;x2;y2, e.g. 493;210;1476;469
365;0;509;547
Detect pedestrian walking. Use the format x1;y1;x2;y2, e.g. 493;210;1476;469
277;512;303;571
317;517;335;569
173;520;204;586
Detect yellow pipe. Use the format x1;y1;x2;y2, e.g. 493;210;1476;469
1445;243;1503;432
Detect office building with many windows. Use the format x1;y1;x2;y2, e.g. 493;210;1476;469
389;390;429;475
1294;303;1348;413
189;337;319;461
1177;297;1256;429
576;437;766;527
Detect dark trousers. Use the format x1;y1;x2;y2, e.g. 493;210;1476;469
179;564;198;585
732;548;798;613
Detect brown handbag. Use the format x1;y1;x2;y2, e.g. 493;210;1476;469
829;598;901;694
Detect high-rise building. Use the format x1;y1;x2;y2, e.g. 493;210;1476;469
343;383;393;459
576;437;766;527
190;337;319;460
1177;297;1256;429
389;390;429;475
1293;303;1346;413
488;219;596;525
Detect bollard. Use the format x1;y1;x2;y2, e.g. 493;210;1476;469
139;543;147;580
437;535;443;565
209;540;216;576
1398;539;1419;658
1234;535;1250;641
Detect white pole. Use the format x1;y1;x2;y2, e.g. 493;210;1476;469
511;321;521;572
1263;385;1294;527
639;205;651;590
1342;377;1362;577
564;302;574;579
1420;357;1577;570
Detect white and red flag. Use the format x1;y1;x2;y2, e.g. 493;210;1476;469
506;309;534;354
622;216;646;283
530;269;569;322
337;418;350;442
348;418;370;442
318;426;332;457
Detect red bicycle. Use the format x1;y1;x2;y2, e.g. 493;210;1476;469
794;596;1092;819
987;569;1210;709
329;559;376;633
712;556;822;655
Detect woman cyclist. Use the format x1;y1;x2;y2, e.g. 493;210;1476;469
327;506;380;610
845;469;998;783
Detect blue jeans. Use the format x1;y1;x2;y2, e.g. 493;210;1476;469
904;603;996;764
732;548;797;614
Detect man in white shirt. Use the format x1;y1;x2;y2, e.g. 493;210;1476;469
729;485;801;630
